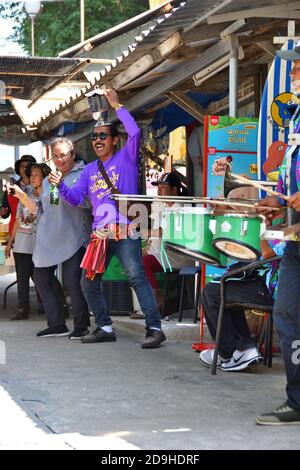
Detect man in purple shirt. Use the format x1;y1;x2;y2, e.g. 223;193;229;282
49;89;165;348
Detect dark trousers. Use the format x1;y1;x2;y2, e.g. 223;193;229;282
201;278;273;358
273;242;300;411
34;247;90;330
14;252;35;312
81;238;161;330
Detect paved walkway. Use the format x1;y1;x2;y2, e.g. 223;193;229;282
0;272;299;450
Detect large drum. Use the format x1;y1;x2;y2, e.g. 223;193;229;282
211;213;265;261
162;207;221;266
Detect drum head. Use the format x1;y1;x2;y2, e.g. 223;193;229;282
165;242;220;266
213;239;259;261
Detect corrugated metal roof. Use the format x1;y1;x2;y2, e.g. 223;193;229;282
13;0;300;136
0;56;82;101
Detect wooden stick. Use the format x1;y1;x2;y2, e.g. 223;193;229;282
110;194;281;211
230;172;290;201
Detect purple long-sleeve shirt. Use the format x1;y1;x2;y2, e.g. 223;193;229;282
59;107;141;229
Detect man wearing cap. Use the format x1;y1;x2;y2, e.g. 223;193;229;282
140;172;192;313
49;89;165;349
256;41;300;425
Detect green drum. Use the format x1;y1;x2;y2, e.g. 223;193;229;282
212;213;265;261
162;207;221;266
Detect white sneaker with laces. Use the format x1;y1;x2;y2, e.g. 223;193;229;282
220;347;262;372
199;348;229;368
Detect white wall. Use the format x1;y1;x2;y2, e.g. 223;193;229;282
0;141;43;171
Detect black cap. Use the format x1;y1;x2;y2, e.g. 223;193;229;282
151;172;182;188
15;155;36;176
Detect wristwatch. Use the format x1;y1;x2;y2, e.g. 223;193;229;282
114;103;124;111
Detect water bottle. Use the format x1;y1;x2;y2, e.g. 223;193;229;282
50;183;59;205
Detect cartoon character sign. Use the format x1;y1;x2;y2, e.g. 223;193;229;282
270;92;298;129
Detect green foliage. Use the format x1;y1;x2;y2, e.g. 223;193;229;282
0;0;149;57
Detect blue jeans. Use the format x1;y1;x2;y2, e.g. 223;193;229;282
81;238;161;330
273;242;300;411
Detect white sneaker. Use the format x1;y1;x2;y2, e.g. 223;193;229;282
199;348;229;368
220;347;262;372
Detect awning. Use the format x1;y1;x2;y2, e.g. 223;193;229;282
32;0;300;139
0;56;85;101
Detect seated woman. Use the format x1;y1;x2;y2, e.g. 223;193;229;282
199;239;285;371
131;172;194;319
5;163;52;319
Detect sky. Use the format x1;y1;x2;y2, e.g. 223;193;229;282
0;14;25;56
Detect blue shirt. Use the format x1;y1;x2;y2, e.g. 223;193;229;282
33;162;91;267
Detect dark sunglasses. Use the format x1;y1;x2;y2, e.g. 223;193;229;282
90;132;112;141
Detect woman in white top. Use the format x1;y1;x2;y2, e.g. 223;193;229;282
6;163;51;320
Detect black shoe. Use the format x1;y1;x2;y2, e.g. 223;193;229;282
68;328;89;340
81;327;116;344
141;329;166;349
37;325;69;338
10;308;29;321
256;402;300;425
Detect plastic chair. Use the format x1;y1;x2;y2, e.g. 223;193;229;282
211;256;281;375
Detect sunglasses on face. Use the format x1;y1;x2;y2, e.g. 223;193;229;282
90;132;112;141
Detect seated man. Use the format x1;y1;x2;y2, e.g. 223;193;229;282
199;239;285;372
132;172;194;318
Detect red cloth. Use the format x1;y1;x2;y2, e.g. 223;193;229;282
80;234;108;280
7;194;19;236
143;254;163;288
81;224;142;280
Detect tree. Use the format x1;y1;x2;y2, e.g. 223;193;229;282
0;0;149;57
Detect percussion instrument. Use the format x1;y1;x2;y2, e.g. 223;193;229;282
211;213;266;261
110;195;270;265
162;207;221;266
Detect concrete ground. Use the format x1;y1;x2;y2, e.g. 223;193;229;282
0;272;299;450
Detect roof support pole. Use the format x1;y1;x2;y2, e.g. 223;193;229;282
229;40;238;117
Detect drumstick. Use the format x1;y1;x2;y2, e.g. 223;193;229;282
230;172;290;201
110;194;281;211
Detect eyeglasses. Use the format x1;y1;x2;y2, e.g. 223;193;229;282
90;132;112;141
52;152;71;160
